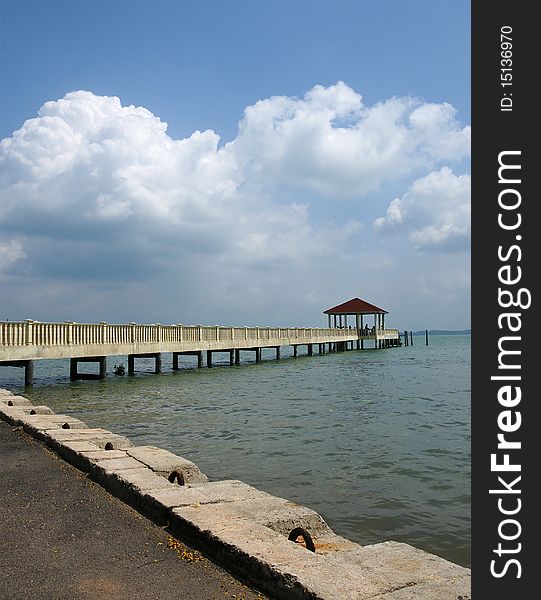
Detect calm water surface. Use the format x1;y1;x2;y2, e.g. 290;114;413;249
1;334;471;566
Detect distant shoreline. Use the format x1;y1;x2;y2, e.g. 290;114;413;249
410;329;471;336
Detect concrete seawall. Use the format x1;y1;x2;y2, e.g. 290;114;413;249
1;387;471;600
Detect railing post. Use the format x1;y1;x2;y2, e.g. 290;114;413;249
178;324;183;342
256;327;260;340
231;327;235;341
245;327;248;340
24;319;34;345
100;322;108;344
129;322;136;344
198;326;203;342
216;325;219;341
156;323;162;343
64;320;73;345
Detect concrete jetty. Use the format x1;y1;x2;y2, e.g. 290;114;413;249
0;311;402;386
1;387;471;599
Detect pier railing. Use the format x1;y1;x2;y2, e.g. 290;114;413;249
0;320;400;349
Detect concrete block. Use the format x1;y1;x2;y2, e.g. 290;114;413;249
170;492;331;540
271;555;388;599
188;480;273;503
20;414;88;440
221;496;332;539
326;541;470;585
22;405;54;415
300;541;471;599
93;456;146;472
141;486;213;522
0;388;14;397
55;440;128;471
368;576;471;600
310;532;362;555
79;448;131;463
90;465;177;512
141;480;272;524
125;445;208;483
205;518;323;569
0;404;53;425
170;506;325;599
0;395;32;406
0;405;25;425
45;428;134;452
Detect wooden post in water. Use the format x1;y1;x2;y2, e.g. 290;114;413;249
404;330;408;346
426;329;429;345
410;331;413;346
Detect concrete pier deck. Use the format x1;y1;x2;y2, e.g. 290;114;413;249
0;320;401;386
0;420;266;600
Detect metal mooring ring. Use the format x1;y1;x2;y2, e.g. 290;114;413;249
288;527;316;552
168;470;185;485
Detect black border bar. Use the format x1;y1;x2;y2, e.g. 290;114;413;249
472;0;537;596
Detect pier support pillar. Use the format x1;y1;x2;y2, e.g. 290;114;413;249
0;360;34;387
275;347;281;360
293;345;298;357
307;344;313;356
255;348;262;363
24;360;34;387
229;350;235;366
207;351;213;368
70;356;107;381
235;349;240;365
127;353;162;375
172;352;179;370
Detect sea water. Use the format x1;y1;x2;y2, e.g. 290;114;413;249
1;334;470;567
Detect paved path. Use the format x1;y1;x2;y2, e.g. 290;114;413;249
0;420;266;600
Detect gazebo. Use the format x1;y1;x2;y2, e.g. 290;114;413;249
324;297;388;333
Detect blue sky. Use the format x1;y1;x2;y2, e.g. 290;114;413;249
0;0;471;329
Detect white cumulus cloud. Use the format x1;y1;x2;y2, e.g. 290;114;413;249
374;167;470;252
0;85;470;324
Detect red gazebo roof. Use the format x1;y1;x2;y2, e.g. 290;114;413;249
324;297;388;315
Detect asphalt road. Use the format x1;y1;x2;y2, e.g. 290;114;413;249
0;420;267;600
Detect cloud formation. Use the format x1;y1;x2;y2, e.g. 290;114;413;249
374;167;471;252
0;84;470;325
